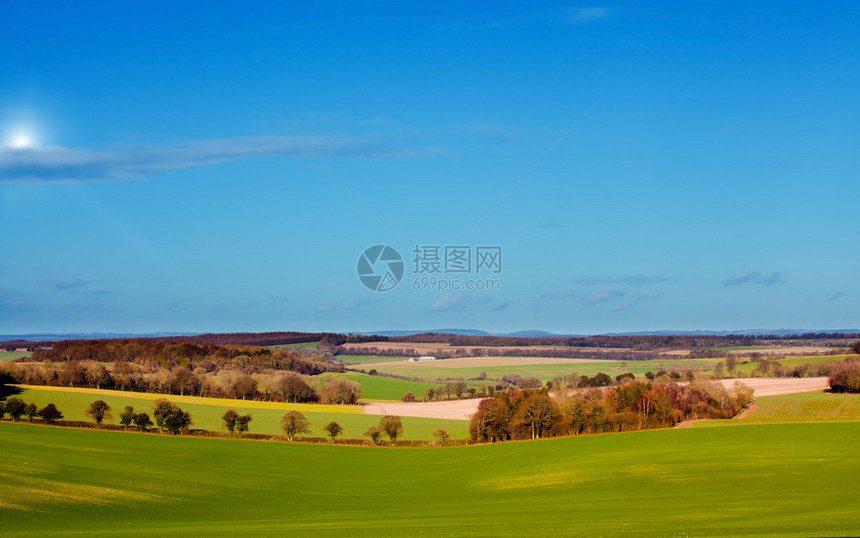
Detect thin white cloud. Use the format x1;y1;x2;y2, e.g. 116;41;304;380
0;135;445;184
428;293;507;313
722;272;785;287
318;298;378;312
41;278;90;290
617;294;658;311
569;7;611;23
582;289;624;304
430;293;469;312
213;301;256;314
575;275;673;286
542;287;626;305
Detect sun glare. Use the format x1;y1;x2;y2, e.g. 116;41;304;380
10;133;33;149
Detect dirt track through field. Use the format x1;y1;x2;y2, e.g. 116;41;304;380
364;377;832;421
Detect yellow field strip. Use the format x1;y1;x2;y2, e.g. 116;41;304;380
11;385;363;414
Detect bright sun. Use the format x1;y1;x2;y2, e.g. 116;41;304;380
10;133;33;149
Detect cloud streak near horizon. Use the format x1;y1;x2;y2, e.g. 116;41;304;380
0;136;445;184
721;272;785;287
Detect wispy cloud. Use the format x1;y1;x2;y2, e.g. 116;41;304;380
574;275;673;286
827;291;847;301
0;135;444;184
542;288;578;300
617;293;658;311
72;290;116;296
569;7;612;23
721;272;785;287
0;288;32;314
428;293;508;313
543;288;626;305
430;293;470;312
213;301;256;314
41;278;90;290
447;123;527;141
318;298;378;312
581;289;624;304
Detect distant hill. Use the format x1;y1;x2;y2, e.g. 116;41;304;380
367;328;860;338
0;332;196;341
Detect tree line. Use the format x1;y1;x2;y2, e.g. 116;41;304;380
31;340;333;375
338;345;663;361
4;360;363;405
0;394;445;446
469;379;754;443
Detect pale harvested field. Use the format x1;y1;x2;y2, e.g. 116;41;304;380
361;356;600;370
725;346;834;356
661;346;834;357
366;377;832;420
364;398;480;420
717;377;829;397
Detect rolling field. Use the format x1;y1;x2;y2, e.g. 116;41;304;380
361;356;717;382
3;386;469;440
0;351;30;362
694;391;860;427
313;372;486;402
729;354;848;375
273;342;319;349
337;354;408;364
711;345;770;351
1;421;859;535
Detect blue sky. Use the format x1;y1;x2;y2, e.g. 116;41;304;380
1;1;858;335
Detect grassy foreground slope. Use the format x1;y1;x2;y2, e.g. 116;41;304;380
7;386;469;440
693;391;860;427
2;422;860;536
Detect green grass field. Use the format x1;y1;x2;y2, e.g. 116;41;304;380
314;372;456;401
363;357;717;382
1;420;859;536
272;341;319;349
746;391;860;422
3;386;469;441
727;354;848;375
314;372;491;401
337;354;408;364
0;351;31;362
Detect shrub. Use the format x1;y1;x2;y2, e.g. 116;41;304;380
37;403;63;423
364;426;382;445
829;358;860;393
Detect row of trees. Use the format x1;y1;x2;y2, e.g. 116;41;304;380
0;398;63;423
276;411;412;445
469;380;754;443
31;340;333;376
338;345;661;361
1;393;417;445
4;361;362;405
